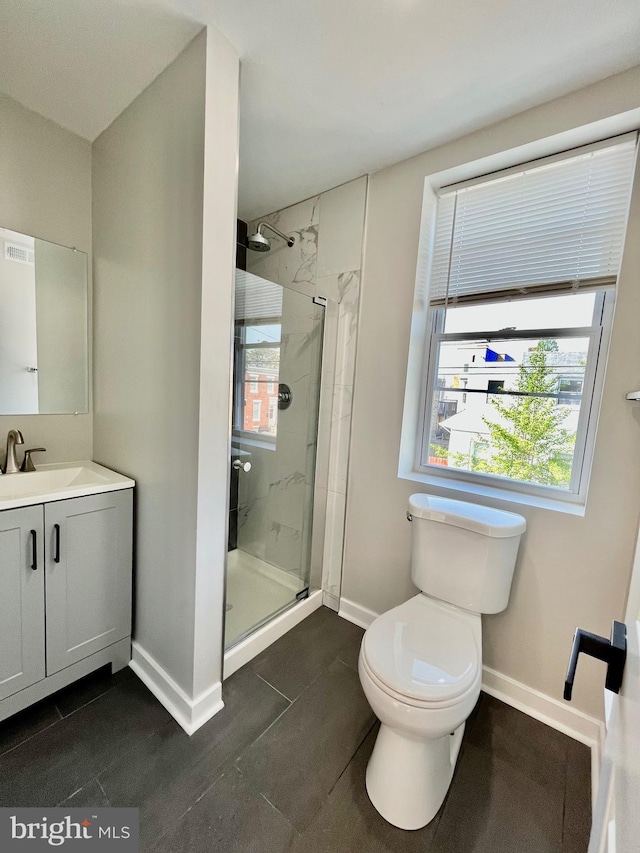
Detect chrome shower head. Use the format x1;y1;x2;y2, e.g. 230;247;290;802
247;222;296;253
247;230;271;252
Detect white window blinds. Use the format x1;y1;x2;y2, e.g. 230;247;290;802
429;135;637;306
235;269;282;320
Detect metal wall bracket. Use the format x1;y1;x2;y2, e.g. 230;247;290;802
278;384;292;410
564;620;627;700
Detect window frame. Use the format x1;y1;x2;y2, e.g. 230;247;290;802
232;318;281;445
415;290;615;505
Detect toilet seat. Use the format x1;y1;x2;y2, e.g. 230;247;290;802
362;594;480;707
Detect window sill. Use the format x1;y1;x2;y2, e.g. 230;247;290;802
398;467;586;516
232;434;277;453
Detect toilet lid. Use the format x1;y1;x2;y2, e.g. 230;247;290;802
362;596;479;704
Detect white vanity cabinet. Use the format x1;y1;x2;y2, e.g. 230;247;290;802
0;506;46;702
0;480;133;722
45;491;133;674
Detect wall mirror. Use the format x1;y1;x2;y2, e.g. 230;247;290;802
0;227;88;415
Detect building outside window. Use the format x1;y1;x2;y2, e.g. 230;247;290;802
268;398;277;429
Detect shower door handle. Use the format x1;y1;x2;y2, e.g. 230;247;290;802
233;459;252;473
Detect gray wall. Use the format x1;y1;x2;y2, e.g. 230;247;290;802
92;33;206;696
342;64;640;720
0;93;92;458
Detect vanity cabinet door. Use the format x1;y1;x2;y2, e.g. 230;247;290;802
44;490;133;675
0;506;45;701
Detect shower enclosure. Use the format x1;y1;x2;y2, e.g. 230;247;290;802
224;264;325;649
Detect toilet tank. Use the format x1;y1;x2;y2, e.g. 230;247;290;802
408;494;526;614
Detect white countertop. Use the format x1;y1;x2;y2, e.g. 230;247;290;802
0;461;135;511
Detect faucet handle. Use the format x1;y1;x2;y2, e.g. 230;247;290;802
21;448;46;473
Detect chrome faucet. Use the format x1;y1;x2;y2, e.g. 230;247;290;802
3;429;24;474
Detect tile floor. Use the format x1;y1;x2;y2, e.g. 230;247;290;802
0;606;591;853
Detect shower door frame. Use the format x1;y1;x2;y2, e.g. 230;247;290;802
223;271;338;653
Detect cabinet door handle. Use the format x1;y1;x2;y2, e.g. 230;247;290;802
30;529;38;571
54;524;61;564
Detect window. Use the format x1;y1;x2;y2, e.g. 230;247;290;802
268;398;277;428
233;269;283;440
234;321;281;438
417;135;637;503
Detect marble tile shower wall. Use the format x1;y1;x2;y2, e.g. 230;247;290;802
240;177;367;605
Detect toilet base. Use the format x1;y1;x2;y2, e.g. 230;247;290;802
365;721;465;830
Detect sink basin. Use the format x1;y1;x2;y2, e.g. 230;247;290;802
0;461;135;510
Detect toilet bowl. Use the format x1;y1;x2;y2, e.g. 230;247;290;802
359;594;481;829
359;494;526;830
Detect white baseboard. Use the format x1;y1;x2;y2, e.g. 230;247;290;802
338;597;378;630
338;595;603;799
130;641;224;736
223;589;323;679
481;665;604;800
322;590;340;612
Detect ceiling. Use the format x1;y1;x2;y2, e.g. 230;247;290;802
0;0;201;140
2;1;640;220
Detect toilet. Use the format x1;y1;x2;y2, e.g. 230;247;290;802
358;493;526;830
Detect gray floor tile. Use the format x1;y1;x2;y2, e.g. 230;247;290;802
59;779;112;808
563;739;591;851
238;658;375;832
467;694;569;791
0;610;588;853
54;664;134;717
292;724;442;853
100;668;289;850
432;742;564;853
562;830;589;853
336;634;362;672
152;766;296;853
0;676;171;807
0;699;61;757
251;606;365;700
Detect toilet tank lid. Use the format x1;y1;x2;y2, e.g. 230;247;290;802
408;494;526;538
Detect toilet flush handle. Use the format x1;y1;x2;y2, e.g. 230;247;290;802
406;512;412;522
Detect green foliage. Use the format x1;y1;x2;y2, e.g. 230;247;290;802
429;443;449;459
245;346;280;371
462;340;575;488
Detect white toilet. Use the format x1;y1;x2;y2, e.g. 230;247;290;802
358;493;526;830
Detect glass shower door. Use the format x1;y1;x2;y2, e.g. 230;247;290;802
225;269;324;649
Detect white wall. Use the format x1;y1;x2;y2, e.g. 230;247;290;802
92;28;239;728
0;245;38;414
0;94;92;458
191;25;239;704
343;64;640;720
92;32;206;697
